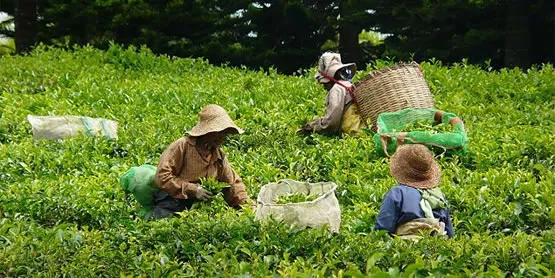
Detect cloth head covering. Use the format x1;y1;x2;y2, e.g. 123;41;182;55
187;104;244;137
389;144;441;189
314;52;357;84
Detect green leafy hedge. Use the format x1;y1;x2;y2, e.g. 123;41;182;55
0;45;553;276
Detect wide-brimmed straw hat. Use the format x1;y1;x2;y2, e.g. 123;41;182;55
389;144;441;189
314;52;357;84
187;104;244;137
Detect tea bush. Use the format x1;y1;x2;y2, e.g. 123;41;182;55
0;45;553;276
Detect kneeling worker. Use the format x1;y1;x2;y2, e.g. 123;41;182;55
153;104;251;219
298;52;365;136
374;144;454;239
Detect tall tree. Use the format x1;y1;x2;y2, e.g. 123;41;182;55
15;0;37;52
15;0;552;71
0;0;15;15
0;13;14;38
528;0;554;66
370;0;507;66
504;0;530;68
337;0;373;66
503;0;554;68
240;0;336;73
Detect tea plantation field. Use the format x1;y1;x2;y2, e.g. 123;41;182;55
0;45;553;277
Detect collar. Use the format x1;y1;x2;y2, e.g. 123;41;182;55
186;136;224;161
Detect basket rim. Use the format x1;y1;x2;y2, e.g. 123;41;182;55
354;61;422;86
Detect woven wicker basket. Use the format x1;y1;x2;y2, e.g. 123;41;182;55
353;62;435;131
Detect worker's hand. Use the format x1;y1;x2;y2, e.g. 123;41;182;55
194;185;213;201
296;124;313;135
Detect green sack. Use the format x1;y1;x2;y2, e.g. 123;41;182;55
373;108;469;156
120;164;159;217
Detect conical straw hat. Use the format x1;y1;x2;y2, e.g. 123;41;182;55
187;104;243;137
389;144;441;189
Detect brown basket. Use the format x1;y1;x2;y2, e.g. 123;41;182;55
353;62;435;131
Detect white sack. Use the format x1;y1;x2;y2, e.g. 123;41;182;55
255;179;341;233
27;115;118;141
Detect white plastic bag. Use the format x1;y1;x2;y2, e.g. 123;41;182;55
255;179;341;233
27;115;118;141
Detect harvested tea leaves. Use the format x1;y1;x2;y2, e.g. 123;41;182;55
394;120;453;134
275;192;319;204
200;177;230;194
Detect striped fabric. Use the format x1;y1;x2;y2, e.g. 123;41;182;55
155;136;249;207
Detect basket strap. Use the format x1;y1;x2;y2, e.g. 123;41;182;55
416;64;424;77
380;132;408;157
318;71;360;108
380;132;460;157
380;134;391;157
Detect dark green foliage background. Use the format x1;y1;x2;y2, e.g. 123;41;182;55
0;45;553;276
2;0;554;71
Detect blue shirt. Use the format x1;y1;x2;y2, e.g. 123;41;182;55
374;185;454;237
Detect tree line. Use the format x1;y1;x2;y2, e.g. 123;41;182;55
1;0;553;73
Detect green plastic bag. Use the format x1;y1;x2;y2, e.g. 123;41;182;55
120;164;159;217
373;108;469;156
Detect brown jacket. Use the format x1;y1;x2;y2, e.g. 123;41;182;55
155;136;249;207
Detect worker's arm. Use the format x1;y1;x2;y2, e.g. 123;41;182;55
155;138;198;199
218;154;249;208
374;187;402;234
306;85;346;134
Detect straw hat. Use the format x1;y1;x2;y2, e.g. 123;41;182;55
389;144;441;189
187;104;244;137
314;52;356;84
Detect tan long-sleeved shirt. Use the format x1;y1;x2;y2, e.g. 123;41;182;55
155;136;249;207
307;81;354;134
